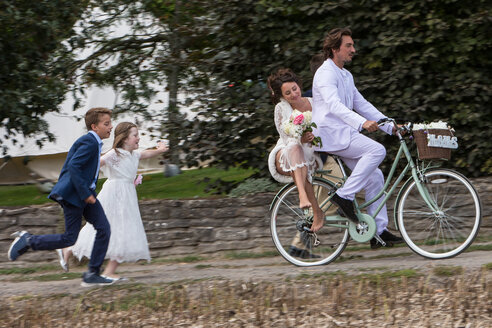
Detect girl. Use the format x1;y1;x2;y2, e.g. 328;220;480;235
58;122;168;280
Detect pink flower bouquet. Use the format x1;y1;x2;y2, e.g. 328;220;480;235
282;110;322;147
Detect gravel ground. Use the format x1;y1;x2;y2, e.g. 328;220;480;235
1;245;490;298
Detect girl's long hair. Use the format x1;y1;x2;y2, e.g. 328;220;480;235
112;122;137;155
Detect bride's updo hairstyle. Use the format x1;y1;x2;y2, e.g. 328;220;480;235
112;122;137;155
267;68;302;105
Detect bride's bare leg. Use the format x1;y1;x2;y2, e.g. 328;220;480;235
291;166;311;209
305;180;324;232
276;147;311;209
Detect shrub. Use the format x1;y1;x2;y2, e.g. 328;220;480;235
228;178;281;197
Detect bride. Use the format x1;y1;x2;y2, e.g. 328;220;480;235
267;68;324;233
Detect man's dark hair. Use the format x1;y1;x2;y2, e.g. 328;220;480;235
322;27;352;60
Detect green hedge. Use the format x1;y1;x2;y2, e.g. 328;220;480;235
184;0;491;178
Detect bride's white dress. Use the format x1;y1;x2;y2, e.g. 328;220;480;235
268;98;322;184
72;148;151;263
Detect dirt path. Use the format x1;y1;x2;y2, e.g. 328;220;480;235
1;246;490;298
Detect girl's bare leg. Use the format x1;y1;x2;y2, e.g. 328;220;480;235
102;260;120;278
62;247;72;264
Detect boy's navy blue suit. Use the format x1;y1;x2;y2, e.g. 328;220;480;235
29;132;111;274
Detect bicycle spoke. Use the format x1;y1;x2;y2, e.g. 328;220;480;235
398;169;481;259
270;179;349;266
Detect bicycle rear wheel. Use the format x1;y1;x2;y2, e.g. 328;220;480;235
270;178;349;266
397;169;481;259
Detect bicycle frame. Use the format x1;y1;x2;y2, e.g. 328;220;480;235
315;127;442;232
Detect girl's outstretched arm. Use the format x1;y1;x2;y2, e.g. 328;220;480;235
140;141;169;159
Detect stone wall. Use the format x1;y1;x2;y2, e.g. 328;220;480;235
0;177;490;263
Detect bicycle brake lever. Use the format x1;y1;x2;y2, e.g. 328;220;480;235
377;118;389;125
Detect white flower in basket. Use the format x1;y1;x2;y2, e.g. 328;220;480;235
413;120;458;151
413;120;450;130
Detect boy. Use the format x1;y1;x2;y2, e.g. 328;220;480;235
8;107;115;286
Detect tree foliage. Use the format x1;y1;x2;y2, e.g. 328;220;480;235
61;0;211;162
179;0;492;177
2;0;490;180
0;0;86;154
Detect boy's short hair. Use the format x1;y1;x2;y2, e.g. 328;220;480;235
85;107;112;131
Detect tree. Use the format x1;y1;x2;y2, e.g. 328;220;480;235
0;0;86;154
66;0;212;164
4;0;489;182
175;0;492;179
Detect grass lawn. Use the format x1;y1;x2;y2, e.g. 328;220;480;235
0;167;256;207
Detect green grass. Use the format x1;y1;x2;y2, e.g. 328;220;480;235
224;250;279;260
0;167;256;206
0;265;60;275
432;265;463;277
296;271;347;280
136;166;255;200
0;184;55;206
465;243;492;252
151;255;207;264
354;269;420;282
194;264;213;269
483;263;492;270
11;272;81;282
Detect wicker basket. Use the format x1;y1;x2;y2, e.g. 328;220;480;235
413;129;453;160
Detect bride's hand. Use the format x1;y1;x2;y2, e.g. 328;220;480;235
301;132;314;144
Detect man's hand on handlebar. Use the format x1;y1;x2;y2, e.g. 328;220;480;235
362;120;379;132
393;125;407;136
376;118;408;136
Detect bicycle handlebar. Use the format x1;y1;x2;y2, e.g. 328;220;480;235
377;118;390;125
377;118;413;139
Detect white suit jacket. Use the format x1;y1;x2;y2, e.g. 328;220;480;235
312;58;392;152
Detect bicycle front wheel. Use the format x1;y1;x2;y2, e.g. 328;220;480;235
270;178;349;266
397;169;481;259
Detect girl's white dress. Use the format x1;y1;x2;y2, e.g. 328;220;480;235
71;148;151;263
268;98;322;184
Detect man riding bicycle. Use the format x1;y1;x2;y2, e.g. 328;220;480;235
312;27;403;248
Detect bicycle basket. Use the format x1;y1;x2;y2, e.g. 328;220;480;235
413;128;457;160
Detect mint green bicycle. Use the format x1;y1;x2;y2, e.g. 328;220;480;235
269;119;482;267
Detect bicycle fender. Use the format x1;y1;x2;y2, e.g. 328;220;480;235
269;182;296;211
268;177;337;212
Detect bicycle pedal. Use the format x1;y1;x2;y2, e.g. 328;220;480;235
374;234;386;247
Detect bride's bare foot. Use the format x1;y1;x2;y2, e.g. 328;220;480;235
310;209;325;233
299;193;312;209
299;200;312;209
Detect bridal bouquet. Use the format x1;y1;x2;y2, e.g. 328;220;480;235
283;110;322;147
134;174;143;186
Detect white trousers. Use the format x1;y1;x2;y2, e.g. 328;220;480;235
329;131;388;234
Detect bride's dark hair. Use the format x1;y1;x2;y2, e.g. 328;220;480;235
112;122;137;155
267;68;302;105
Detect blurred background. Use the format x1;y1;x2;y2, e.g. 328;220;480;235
1;0;490;189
